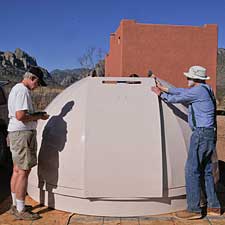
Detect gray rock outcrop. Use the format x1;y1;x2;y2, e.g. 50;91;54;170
0;48;51;85
0;48;37;69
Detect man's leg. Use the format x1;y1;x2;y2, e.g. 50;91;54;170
9;131;40;220
200;129;220;209
185;130;201;212
16;168;30;200
204;161;220;207
10;164;19;214
13;166;41;220
15;166;30;212
10;164;31;214
9;132;18;209
11;165;19;201
175;130;203;220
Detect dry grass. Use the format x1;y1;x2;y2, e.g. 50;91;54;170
32;86;64;110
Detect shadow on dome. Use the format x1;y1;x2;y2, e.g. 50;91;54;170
37;100;75;208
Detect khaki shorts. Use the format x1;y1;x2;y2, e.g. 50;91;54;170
9;130;37;170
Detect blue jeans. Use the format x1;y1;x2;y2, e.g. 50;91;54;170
185;127;220;212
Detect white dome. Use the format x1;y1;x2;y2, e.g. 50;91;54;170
28;77;191;216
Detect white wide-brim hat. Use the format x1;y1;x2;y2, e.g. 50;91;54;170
183;65;210;80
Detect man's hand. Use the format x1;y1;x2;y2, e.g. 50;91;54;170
151;86;162;96
41;113;50;120
151;74;168;93
156;80;169;92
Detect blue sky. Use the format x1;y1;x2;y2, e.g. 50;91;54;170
0;0;224;71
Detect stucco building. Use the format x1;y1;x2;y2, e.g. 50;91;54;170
105;20;218;90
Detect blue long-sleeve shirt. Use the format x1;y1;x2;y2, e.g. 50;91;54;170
160;84;216;129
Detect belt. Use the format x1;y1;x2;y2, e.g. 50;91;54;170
192;127;216;132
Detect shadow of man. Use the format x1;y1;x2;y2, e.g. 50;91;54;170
37;101;74;209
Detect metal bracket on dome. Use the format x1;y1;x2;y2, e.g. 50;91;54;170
102;80;141;85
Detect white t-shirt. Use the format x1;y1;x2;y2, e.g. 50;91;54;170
8;83;37;132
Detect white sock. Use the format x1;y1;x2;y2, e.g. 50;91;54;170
11;192;16;206
16;199;25;212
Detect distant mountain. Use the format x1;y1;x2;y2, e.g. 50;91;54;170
51;68;86;74
50;59;105;87
50;68;90;87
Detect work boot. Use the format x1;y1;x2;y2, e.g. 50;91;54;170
14;207;41;221
9;205;33;215
207;208;221;216
175;210;202;220
9;205;16;215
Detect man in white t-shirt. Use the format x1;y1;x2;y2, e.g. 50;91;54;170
8;66;49;220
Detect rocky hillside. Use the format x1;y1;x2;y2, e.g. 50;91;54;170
0;48;36;83
0;48;52;86
0;48;37;69
0;48;105;88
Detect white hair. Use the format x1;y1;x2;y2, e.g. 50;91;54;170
23;72;37;79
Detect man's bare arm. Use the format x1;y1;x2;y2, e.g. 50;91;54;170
16;110;49;122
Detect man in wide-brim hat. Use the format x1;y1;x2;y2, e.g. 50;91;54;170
152;65;221;220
